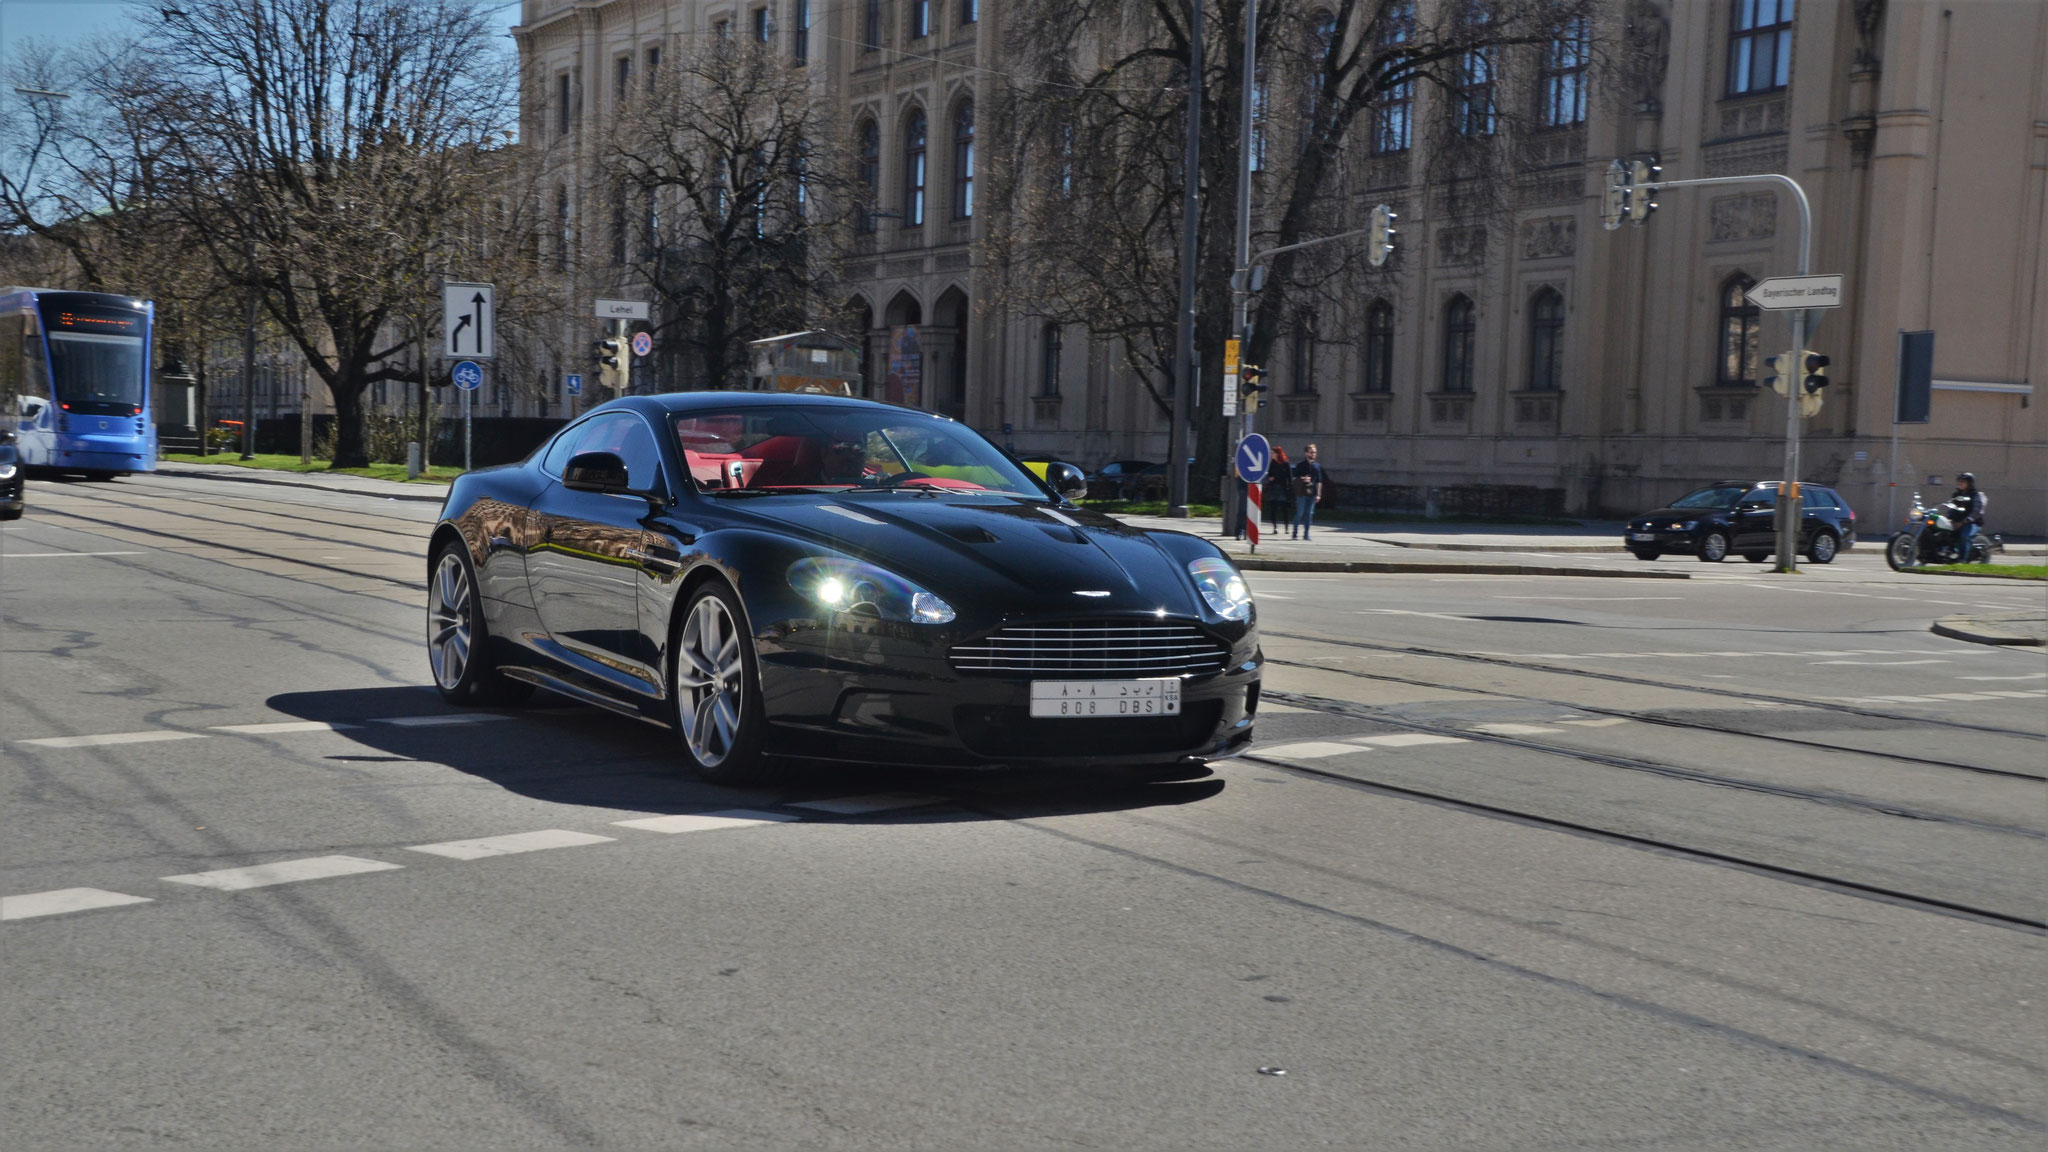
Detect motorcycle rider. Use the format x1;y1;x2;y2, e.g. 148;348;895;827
1948;472;1985;561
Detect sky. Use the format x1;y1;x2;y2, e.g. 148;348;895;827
0;0;523;84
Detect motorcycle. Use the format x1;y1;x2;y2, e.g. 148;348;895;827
1886;492;2002;569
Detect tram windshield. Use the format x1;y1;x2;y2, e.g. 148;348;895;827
48;331;146;415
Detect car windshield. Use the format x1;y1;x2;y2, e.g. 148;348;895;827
1668;486;1747;510
675;406;1044;496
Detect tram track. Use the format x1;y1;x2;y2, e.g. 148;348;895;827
30;481;434;565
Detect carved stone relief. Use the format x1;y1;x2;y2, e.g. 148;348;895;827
1717;97;1787;139
1520;217;1577;260
1703;139;1788;178
1708;194;1777;242
1436;226;1486;266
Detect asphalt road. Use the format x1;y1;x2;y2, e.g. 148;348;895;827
4;472;2043;1150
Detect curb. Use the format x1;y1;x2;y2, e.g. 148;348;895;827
1899;567;2046;582
1931;615;2047;647
1367;540;1625;553
154;465;448;504
1231;557;1690;578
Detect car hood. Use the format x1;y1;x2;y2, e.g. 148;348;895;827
716;492;1211;615
1635;506;1727;523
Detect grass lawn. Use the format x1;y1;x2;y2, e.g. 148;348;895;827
1079;500;1225;517
1908;563;2048;581
1076;499;1581;527
163;453;458;484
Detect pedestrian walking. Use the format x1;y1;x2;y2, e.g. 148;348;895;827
1265;446;1293;531
1291;443;1325;539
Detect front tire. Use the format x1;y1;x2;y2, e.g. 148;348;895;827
671;581;769;784
1741;552;1771;563
1806;531;1839;565
1885;533;1918;571
1696;529;1730;563
427;544;533;706
1628;547;1661;561
1968;538;1993;564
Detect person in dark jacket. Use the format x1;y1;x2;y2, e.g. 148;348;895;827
1291;443;1325;540
1265;447;1293;531
1948;472;1985;561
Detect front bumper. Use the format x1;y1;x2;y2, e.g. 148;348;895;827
755;614;1261;769
1623;529;1696;550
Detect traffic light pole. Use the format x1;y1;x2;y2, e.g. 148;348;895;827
1164;0;1201;517
1223;0;1258;539
1621;171;1812;573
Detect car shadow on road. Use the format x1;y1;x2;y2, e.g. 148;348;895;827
265;686;1228;823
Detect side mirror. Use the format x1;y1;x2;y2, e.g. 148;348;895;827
562;451;631;493
1044;461;1088;501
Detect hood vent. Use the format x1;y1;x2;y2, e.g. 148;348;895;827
940;524;1000;544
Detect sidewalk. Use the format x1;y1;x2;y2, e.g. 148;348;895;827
154;463;449;503
1112;511;1680;578
1932;612;2048;647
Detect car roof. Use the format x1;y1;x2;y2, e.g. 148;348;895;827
602;392;941;420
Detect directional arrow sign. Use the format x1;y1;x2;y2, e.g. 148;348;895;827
1745;274;1843;311
1235;433;1271;485
443;282;496;358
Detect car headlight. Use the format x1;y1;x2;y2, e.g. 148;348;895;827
1188;557;1252;621
788;557;955;624
0;462;15;480
1671;520;1694;530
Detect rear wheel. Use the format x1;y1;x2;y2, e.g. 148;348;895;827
1885;533;1918;571
427;545;533;706
84;470;116;482
1696;530;1730;563
672;581;770;784
1628;548;1661;561
0;505;20;521
1807;531;1839;564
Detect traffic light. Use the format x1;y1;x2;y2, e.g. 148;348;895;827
1763;351;1794;396
1367;203;1397;267
1801;351;1830;393
1239;364;1267;414
593;336;629;393
1627;157;1661;224
1601;159;1627;231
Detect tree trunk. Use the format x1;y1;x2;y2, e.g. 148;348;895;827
328;375;369;468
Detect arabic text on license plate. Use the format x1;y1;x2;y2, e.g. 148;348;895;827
1630;532;1656;541
1029;678;1182;718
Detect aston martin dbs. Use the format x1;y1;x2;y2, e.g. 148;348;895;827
426;393;1261;782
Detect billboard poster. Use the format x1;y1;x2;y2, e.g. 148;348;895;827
886;325;922;408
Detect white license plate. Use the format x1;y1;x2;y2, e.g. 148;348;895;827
1030;678;1182;718
1629;532;1657;541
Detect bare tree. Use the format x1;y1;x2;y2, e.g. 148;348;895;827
989;0;1622;495
600;37;853;391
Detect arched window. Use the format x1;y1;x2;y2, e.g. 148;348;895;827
1717;274;1760;386
952;99;975;219
855;119;879;232
903;108;927;226
1040;323;1061;396
1527;288;1564;391
1441;295;1475;392
1370;0;1415;153
1362;300;1394;393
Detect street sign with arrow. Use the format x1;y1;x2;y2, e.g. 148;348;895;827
443;282;496;359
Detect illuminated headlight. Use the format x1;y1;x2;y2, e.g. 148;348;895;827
0;463;15;480
1671;520;1694;530
789;557;955;624
1188;557;1252;621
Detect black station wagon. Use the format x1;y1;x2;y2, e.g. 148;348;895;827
1624;482;1857;564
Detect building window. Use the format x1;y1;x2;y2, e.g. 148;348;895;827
856;119;880;232
909;0;930;39
645;45;660;92
1291;311;1318;393
1454;3;1495;137
1538;17;1588;126
1041;323;1061;396
555;186;571;271
1441;295;1475;392
952;99;975;219
614;56;632;103
1370;1;1414;154
1527;288;1564;391
556;73;573;137
960;0;977;24
1362;300;1394;393
791;0;808;62
863;0;882;51
903;108;927;226
752;7;771;42
610;185;628;265
643;188;660;259
1728;0;1794;96
714;18;730;40
1717;274;1761;386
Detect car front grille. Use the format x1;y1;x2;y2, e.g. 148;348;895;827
949;620;1229;677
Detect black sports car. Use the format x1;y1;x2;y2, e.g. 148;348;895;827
427;393;1261;782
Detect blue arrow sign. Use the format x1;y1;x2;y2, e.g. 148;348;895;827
565;373;582;396
452;360;483;391
1235;433;1271;484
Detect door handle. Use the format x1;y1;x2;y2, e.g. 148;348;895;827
624;548;681;572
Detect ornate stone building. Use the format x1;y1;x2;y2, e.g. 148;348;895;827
512;0;2045;530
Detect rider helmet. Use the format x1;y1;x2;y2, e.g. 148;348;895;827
1958;472;1975;485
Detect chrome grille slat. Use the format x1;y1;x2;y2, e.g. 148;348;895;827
950;620;1229;677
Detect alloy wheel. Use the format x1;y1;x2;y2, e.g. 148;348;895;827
677;593;747;768
428;551;472;691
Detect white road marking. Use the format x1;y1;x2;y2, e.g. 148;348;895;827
1349;733;1467;748
370;714;514;727
162;855;402;891
18;731;209;749
1926;692;2003;701
1810;659;1949;666
3;887;153;921
788;793;943;815
404;829;615;860
1;550;149;558
1983;690;2048;698
1258;741;1375;759
1471;723;1563;736
1492;596;1682;601
1559;717;1631;728
209;721;359;734
613;810;799;834
1257;702;1314;714
1960;674;2048;681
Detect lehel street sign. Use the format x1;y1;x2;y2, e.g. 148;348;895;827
442;282;495;358
595;299;651;321
1745;274;1844;311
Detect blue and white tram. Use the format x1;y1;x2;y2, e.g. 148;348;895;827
0;287;157;477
